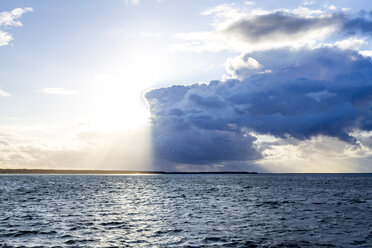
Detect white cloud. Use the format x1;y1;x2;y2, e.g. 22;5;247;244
305;90;336;102
202;3;251;29
0;124;152;171
0;7;32;46
334;37;366;50
175;6;344;53
225;53;263;79
0;31;12;46
40;88;77;95
0;88;10;97
256;134;371;173
303;0;315;6
328;5;337;11
360;50;372;58
124;0;162;5
124;0;140;5
0;7;32;27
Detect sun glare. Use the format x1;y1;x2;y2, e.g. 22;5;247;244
91;51;164;131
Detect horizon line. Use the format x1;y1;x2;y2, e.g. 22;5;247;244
0;168;258;175
0;168;371;174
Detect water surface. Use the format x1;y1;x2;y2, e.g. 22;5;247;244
0;174;371;247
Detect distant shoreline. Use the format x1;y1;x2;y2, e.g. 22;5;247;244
0;169;258;175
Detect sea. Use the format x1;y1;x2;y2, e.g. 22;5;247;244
0;174;371;247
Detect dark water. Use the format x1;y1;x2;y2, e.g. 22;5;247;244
0;174;371;247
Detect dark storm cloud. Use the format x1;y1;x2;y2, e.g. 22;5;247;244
221;10;372;43
146;48;372;164
224;12;344;42
343;16;372;35
146;85;261;164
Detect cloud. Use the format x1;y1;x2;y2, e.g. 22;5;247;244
145;84;262;166
146;47;372;169
0;7;32;46
0;125;152;171
303;1;315;6
257;134;372;173
153;4;372;171
223;11;342;44
0;31;12;46
124;0;140;5
123;0;162;5
40;88;77;95
225;54;263;79
343;15;372;35
148;117;261;165
175;5;372;52
0;88;10;97
0;7;32;27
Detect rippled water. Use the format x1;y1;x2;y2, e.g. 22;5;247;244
0;174;371;247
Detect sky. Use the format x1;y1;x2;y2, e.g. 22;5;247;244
1;0;372;172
